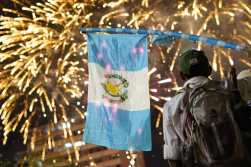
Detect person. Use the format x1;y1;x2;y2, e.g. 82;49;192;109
162;49;248;167
236;69;251;154
237;69;251;105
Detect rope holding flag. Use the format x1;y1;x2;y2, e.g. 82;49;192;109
84;33;152;151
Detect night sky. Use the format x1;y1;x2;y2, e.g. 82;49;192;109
0;0;250;166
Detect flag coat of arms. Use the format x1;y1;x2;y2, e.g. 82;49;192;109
83;33;151;151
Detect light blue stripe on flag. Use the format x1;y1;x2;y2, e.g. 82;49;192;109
84;102;151;151
84;33;151;151
87;34;148;71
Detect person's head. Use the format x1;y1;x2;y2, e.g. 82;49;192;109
178;49;212;81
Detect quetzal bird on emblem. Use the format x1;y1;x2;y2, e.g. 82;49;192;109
102;74;129;103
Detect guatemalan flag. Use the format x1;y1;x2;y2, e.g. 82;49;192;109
83;33;152;151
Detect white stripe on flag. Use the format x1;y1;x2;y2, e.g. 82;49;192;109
88;63;150;111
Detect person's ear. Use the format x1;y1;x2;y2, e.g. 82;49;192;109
179;72;187;81
207;65;212;77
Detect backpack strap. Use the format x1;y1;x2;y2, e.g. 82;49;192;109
181;81;211;141
182;83;215;144
181;87;200;165
182;86;197;144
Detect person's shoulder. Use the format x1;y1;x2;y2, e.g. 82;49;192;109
163;92;184;110
163;92;184;120
206;79;226;90
207;79;222;85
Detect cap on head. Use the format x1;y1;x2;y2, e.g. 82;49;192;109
237;69;251;80
178;49;210;76
237;69;251;103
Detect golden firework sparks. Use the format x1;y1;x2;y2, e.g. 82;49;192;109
0;0;250;163
0;0;161;162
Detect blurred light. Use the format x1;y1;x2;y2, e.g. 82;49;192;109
65;143;72;148
62;122;71;129
150;95;159;102
150;89;158;93
158;78;172;84
71;118;75;123
130;159;135;165
74;141;84;147
90;162;95;166
148;67;157;76
64;141;84;148
160;96;172;101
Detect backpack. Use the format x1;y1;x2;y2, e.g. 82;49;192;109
181;80;246;167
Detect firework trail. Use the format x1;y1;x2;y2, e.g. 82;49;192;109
0;0;250;162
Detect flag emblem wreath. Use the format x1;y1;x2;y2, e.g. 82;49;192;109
102;74;129;103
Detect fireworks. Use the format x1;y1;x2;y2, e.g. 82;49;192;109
160;0;251;73
0;0;160;161
0;0;89;146
0;0;250;162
